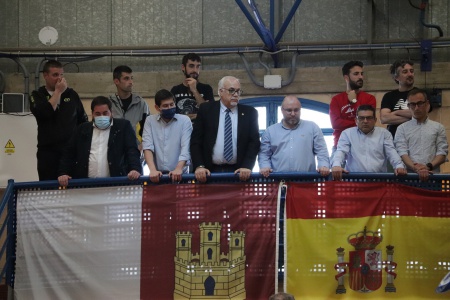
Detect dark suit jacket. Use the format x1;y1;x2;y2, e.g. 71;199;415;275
58;118;142;178
190;100;260;170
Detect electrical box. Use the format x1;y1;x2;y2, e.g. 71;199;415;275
2;93;25;113
264;75;282;89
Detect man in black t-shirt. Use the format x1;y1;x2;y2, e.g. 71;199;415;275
170;53;214;121
380;60;415;137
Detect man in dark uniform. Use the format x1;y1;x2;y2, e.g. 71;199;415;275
29;60;88;181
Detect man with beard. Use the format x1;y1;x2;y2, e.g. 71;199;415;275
331;105;406;181
190;76;260;182
170;53;214;121
380;60;416;137
57;96;142;187
109;65;149;149
329;61;376;156
258;95;330;178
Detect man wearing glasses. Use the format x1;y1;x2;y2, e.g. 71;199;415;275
258;95;330;178
394;89;448;181
190;76;260;182
332;105;406;181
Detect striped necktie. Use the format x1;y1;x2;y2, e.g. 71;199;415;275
224;109;233;162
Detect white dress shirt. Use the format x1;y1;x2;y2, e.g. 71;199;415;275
212;103;238;165
88;122;112;178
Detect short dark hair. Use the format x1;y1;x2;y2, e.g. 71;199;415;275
182;53;201;66
407;88;428;101
154;89;175;107
91;96;112;112
356;104;376;117
390;60;414;83
43;60;63;73
113;65;133;80
342;61;363;76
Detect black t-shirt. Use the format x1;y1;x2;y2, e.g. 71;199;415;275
381;89;412;137
170;82;214;115
120;95;132;112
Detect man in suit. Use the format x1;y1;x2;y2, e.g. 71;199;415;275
57;96;142;187
190;76;260;182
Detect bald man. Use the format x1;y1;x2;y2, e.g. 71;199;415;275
258;95;330;177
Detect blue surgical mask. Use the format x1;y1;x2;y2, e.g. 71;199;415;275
94;116;111;129
160;107;176;120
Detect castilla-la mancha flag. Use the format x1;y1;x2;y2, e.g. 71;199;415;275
14;182;279;299
285;181;450;300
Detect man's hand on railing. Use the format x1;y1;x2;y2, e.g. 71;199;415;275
58;175;72;187
127;170;141;181
235;168;252;181
195;166;210;183
394;168;407;176
331;166;349;181
259;167;272;178
317;166;330;177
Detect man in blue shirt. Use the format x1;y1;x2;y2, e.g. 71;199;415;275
332;105;407;181
394;89;448;182
142;89;192;183
258;95;330;177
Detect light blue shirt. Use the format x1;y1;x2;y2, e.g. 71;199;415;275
394;117;448;173
333;126;405;172
142;114;192;173
212;102;238;165
258;120;329;172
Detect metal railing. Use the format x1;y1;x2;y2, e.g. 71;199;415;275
1;172;448;292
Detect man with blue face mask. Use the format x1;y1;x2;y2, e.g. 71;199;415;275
57;96;142;187
142;89;192;183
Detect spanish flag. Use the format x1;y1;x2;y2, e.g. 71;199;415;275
285;181;450;299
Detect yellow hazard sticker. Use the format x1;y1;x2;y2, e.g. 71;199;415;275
4;139;15;154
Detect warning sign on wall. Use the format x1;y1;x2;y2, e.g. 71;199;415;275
4;139;15;154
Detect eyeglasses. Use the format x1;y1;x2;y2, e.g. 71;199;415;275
221;88;243;96
356;116;375;121
407;101;427;109
282;108;300;114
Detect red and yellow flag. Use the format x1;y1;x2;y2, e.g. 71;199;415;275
141;182;279;300
285;181;450;299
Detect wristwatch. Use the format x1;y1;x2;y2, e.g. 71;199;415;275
426;163;433;171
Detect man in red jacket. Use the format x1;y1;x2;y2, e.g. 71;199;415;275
329;61;376;158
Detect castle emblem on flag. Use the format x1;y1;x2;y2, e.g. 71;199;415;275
174;222;246;299
334;227;397;294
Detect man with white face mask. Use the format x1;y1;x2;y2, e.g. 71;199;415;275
142;89;192;183
190;76;260;183
57;96;142;187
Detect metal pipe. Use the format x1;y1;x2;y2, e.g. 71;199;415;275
281;51;299;86
4;39;450;58
420;0;443;37
34;58;46;90
275;0;303;44
235;0;267;44
12;58;30;110
239;53;264;87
